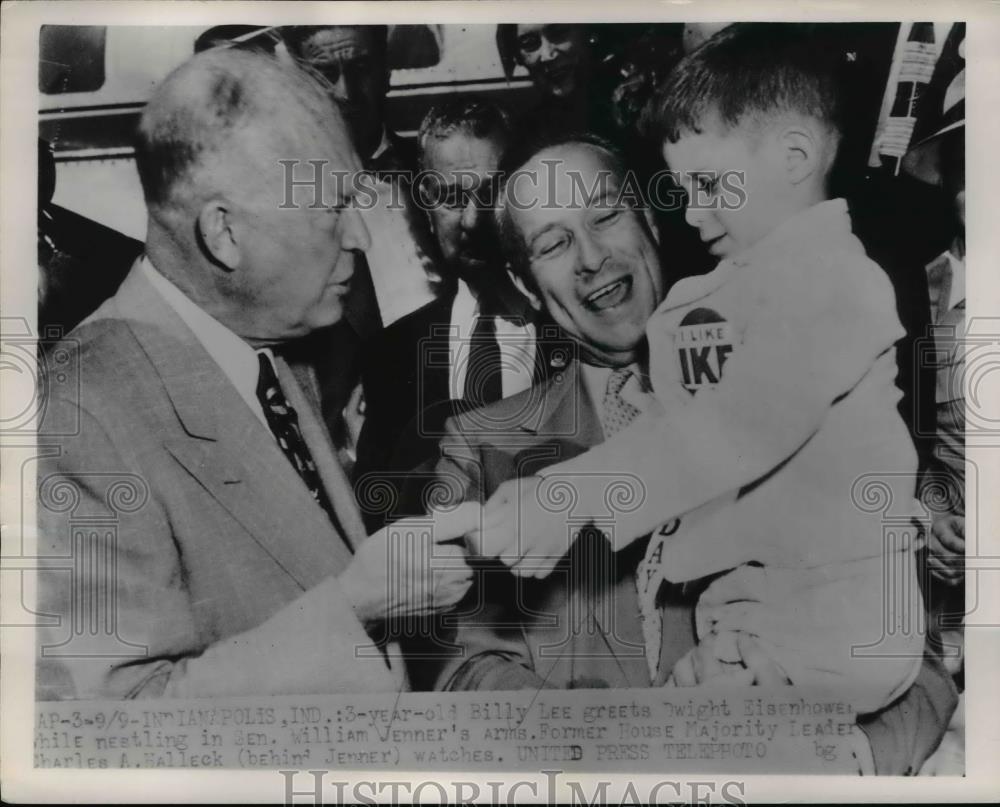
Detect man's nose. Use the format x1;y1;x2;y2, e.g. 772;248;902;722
577;230;608;274
330;70;351;104
342;206;372;253
685;203;708;229
459;197;482;231
538;36;557;62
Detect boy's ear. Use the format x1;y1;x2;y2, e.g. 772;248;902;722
507;266;543;311
197;198;240;271
779;124;821;185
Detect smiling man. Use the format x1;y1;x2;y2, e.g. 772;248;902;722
428;132;675;692
426;130;956;776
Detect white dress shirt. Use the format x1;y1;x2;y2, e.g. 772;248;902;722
447;279;537;401
140;256;272;431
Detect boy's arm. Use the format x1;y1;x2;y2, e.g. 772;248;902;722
537;253;905;548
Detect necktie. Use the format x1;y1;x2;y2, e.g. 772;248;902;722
596;365;681;683
601;366;642;438
464;313;503;406
255;352;336;524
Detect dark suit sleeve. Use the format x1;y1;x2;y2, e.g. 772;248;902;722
355;333;407;530
856;644;958;775
431;417;550;692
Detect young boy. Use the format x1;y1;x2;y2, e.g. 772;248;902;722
495;24;926;713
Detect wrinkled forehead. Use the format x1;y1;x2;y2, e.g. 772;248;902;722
423;131;504;176
298;26;379;64
509;143;623;211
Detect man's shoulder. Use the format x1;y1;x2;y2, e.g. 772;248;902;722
49;297;144;391
38;297;168;441
363;294;452;377
443;363;576;441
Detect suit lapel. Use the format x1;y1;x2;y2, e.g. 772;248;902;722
115;265;355;590
519;359;603;447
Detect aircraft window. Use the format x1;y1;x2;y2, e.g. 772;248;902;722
388;25;442;70
39;25;107;95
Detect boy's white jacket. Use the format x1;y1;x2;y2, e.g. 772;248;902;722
548;198;923;571
545;199;925;709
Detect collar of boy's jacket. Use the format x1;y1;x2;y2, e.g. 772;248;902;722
656;198;855;314
727;197;853;270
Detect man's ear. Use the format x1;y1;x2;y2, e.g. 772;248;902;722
779;124;820;185
197;198;240;270
507;266;542;311
642;205;660;246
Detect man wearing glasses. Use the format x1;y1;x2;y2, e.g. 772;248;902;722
355;98;547;530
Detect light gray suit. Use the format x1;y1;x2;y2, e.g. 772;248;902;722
429;359;696;691
36;264;403;699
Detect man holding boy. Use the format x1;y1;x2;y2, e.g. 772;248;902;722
439;24;957;774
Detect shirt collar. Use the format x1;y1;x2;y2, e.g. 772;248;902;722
369;127;393;162
140;256;265;424
729;198;854;269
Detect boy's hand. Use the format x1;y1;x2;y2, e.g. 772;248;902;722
927;514;964;584
468;476;580;578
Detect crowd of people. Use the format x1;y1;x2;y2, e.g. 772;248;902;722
36;22;966;775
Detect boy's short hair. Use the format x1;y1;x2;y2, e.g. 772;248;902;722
643;23;843;145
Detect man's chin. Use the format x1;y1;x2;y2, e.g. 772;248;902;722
453;256;492;278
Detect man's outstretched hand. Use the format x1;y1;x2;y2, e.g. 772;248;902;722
340;502;479;624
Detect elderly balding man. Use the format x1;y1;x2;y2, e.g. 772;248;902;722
35;48;474;700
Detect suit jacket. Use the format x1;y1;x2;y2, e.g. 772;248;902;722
356;294;453;498
430;358;957;773
36;264;403;699
428;359;696;691
355;294;565;530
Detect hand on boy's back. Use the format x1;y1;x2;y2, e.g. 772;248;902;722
469;476;580;578
927;514;964;584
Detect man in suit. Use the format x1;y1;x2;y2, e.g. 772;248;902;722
355;98;545;529
35;48;474;700
431;132;958;774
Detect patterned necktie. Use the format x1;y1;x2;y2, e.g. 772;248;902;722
255;352;336;523
601;366;642;437
596;365;680;683
464;313;503;406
